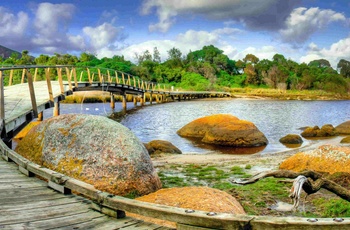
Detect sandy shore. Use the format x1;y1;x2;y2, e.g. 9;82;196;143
152;136;346;171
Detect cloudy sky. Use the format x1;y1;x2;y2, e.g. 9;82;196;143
1;0;349;67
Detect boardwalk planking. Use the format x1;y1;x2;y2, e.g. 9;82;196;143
0;158;172;230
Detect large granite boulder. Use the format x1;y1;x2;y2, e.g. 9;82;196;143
129;186;246;228
335;121;350;134
15;114;161;196
301;124;338;137
146;140;182;155
279;145;350;174
177;114;268;147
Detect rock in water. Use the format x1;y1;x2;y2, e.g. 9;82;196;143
147;140;182;154
15;114;161;196
279;134;303;144
335;121;350;134
177;114;268;147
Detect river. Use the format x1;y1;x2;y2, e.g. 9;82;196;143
42;98;350;155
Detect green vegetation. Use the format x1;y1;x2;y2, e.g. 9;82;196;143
1;45;350;95
157;162;350;217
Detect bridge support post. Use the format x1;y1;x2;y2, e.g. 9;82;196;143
150;93;153;105
143;93;147;105
140;94;145;106
53;102;60;117
37;112;43;121
110;93;115;110
133;96;137;106
122;94;127;111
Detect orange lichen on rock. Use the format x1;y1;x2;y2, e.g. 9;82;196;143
177;114;267;147
280;145;350;174
128;186;246;228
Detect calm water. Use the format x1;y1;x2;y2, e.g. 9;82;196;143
43;98;350;155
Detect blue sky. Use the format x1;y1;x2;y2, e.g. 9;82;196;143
0;0;349;67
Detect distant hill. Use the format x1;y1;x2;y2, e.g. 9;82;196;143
0;45;21;59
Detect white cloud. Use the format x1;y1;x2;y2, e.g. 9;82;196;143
141;0;300;32
0;7;29;47
300;36;350;68
115;28;240;62
280;7;346;44
83;23;123;50
233;46;279;61
33;3;75;39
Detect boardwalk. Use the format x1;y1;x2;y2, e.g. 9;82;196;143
0;157;171;230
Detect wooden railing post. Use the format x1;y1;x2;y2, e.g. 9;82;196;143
0;71;5;132
80;71;84;82
87;68;91;83
133;76;136;87
9;69;13;86
34;68;38;82
21;68;26;83
98;68;102;83
45;68;54;106
122;73;125;84
107;70;111;83
57;67;64;94
73;67;78;88
115;71;119;84
127;74;130;86
25;69;38;118
65;67;72;91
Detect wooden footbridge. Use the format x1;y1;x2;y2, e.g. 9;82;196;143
0;65;349;229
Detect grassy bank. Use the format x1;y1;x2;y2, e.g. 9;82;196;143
229;88;350;100
155;161;350;218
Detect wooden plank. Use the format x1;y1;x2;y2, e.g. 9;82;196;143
0;211;102;230
0;202;90;225
54;216;143;230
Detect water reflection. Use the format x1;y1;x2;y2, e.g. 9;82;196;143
40;98;350;155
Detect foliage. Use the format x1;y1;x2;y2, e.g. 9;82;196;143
1;45;349;94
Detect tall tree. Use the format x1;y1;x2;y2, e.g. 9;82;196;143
153;47;161;63
243;54;259;65
337;59;350;78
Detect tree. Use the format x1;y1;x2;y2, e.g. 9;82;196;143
235;60;245;74
337;59;350;78
263;65;288;89
243;54;259;65
35;54;50;65
244;63;258;85
153;47;161;63
80;52;96;62
16;50;33;65
308;59;331;68
272;53;286;64
166;47;183;68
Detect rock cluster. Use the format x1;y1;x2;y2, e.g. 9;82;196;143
177;114;268;147
279;145;350;174
15;114;161;196
300;124;338;137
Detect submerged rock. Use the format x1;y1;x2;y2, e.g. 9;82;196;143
279;134;303;144
15;114;161;196
177;114;268;147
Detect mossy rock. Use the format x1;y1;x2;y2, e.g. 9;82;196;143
341;136;350;143
279;134;303;144
15;114;161;196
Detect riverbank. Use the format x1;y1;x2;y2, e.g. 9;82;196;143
150;136;350;217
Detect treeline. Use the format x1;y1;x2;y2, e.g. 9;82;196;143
1;45;350;94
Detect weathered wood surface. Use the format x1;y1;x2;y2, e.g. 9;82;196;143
3;81;67;133
0;158;172;230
